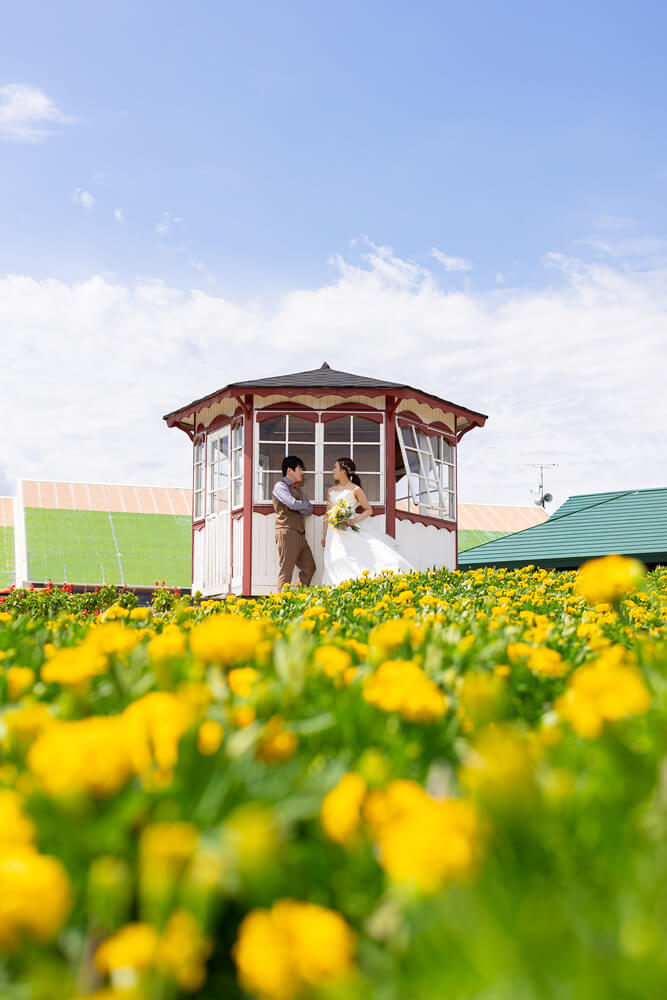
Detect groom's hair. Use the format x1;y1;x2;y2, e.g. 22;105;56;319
282;455;304;476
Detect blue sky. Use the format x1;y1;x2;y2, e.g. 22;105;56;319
2;1;667;508
4;0;667;293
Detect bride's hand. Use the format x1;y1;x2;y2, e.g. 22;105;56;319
321;537;326;547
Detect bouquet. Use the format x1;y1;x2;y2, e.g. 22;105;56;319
328;496;360;531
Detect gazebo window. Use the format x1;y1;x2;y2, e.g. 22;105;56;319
396;422;456;519
207;427;230;514
231;421;244;508
256;414;316;502
323;415;382;503
193;437;205;520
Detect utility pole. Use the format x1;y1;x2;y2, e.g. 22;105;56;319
524;463;557;508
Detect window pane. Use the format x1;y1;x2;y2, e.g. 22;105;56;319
353;444;381;473
399;424;417;449
288;416;316;441
323;445;350;473
289;445;315;474
258;416;286;441
257;470;272;502
233;479;243;506
353;416;380;441
233;422;243;448
417;429;431;452
361;475;381;503
439;437;453;464
405;448;420;474
194;464;203;490
323;416;351;442
232;450;243;477
258;443;288;472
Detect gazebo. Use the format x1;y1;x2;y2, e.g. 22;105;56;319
163;363;487;596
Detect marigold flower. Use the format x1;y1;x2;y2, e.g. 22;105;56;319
526;646;567;677
227;666;260;697
197;719;224;755
0;789;35;847
320;772;367;845
6;666;35;700
364;780;481;892
155;909;213;991
189;614;264;667
232;899;357;999
0;847;72;950
554;646;650;738
257;717;298;763
363;660;448;723
313;645;352;678
575;554;645;605
94;922;159;974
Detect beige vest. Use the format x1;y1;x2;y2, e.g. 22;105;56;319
273;481;306;533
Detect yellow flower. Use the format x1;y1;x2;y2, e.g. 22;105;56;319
257;717;298;763
554;646;651;738
0;847;72;950
320;772;367;845
575;554;645;604
232;899;357;1000
155;909;212;991
228;666;260;697
122;691;193;775
0;610;12;622
5;703;54;742
526;646;567;677
6;666;35;699
197;719;224;755
28;716;134;797
363;660;448;723
368;620;423;661
0;789;35;847
147;623;186;662
364;780;481;892
95;922;159;974
313;645;352;678
41;643;108;686
233;705;256;728
189;614;264;667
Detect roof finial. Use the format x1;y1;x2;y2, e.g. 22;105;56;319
320;361;331;369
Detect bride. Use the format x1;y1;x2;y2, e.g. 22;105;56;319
321;457;415;586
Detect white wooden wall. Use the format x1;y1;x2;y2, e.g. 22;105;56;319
193;511;455;597
395;518;456;572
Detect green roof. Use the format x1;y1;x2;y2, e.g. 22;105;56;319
458;488;667;569
0;526;14;588
25;509;191;587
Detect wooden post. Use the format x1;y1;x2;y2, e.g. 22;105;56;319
385;396;397;538
242;395;254;595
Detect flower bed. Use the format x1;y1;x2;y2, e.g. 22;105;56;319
0;557;666;998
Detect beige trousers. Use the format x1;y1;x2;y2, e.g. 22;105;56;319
275;529;316;591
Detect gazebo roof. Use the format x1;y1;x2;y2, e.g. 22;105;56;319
163;362;488;425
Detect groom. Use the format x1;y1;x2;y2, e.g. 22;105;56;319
272;455;316;592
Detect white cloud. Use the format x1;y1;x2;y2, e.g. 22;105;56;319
0;83;74;143
71;188;95;210
156;211;183;235
114;208;124;223
1;244;666;513
431;247;472;272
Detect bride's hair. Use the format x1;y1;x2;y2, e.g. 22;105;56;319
337;456;361;487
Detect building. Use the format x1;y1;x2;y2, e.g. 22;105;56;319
9;480;191;593
459;487;667;570
164;362;488;596
457;503;548;551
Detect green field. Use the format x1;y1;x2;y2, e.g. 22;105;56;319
24;509;191;587
457;528;507;552
0;525;14;588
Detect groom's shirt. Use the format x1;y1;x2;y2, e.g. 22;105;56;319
272;477;313;534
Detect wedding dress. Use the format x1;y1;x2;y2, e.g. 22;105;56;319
322;487;415;586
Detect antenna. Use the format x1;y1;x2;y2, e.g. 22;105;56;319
524;463;557;508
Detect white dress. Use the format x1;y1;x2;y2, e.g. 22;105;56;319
322;487;415;586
